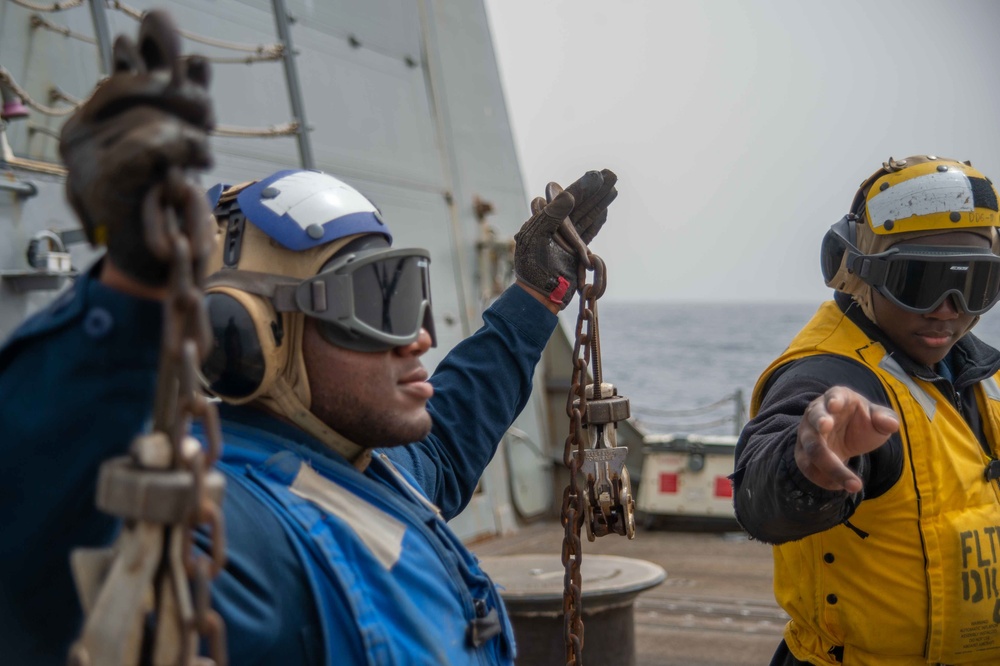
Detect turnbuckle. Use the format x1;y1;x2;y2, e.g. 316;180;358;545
575;382;635;541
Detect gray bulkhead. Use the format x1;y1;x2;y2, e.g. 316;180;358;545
0;0;558;540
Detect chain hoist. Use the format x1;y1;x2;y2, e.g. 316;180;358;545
558;194;635;666
67;166;227;666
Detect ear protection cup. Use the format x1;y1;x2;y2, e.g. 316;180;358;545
201;286;289;404
820;161;895;292
820;214;861;290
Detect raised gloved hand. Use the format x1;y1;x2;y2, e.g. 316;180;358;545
59;10;215;287
513;169;618;308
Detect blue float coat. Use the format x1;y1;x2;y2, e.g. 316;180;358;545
0;263;556;665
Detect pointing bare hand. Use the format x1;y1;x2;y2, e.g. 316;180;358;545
795;386;899;493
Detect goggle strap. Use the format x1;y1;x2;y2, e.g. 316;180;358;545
205;270;301;312
294;276;353;319
850;254;889;284
206;261;428;322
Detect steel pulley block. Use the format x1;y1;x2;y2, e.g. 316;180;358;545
95;434;225;524
576;382;631;427
96;457;225;523
580;449;636;541
573;381;635;539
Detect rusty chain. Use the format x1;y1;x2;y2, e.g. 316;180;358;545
559;222;634;666
560;252;598;666
147;167;227;664
68;168;227;666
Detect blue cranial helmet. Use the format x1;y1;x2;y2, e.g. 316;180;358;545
201;168;433;408
207;169;391;252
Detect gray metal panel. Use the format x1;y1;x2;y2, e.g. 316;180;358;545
287;0;423;59
504;425;553;519
0;168;99;337
421;0;529;238
0;1;105;163
108;0;303;174
292;15;447;190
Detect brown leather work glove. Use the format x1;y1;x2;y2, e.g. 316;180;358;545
59;10;215;287
513;169;618;308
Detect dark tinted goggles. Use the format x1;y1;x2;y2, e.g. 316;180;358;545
851;245;1000;315
297;247;436;352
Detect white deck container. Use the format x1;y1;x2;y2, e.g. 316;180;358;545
637;433;738;523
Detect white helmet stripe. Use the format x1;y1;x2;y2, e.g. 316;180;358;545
867;171;974;230
259;171;377;230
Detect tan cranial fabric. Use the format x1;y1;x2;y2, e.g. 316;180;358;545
207;189;374;465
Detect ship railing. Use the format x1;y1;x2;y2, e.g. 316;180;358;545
629;389;747;437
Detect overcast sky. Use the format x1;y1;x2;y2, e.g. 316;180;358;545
482;0;1000;303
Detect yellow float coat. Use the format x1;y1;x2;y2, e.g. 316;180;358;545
752;301;1000;665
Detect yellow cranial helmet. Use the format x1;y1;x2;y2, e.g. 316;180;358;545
821;156;1000;323
853;155;999;238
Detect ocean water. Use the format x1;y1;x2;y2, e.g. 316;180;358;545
563;301;1000;438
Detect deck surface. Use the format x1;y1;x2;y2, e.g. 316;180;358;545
470;518;786;666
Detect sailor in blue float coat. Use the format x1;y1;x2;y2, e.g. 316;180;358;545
0;166;618;665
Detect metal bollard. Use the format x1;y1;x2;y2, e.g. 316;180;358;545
480;554;665;666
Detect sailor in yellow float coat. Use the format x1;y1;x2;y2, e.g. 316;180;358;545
733;156;1000;666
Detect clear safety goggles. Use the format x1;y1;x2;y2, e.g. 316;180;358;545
842;243;1000;315
298;247;437;352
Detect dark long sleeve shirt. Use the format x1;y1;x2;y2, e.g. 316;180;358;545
732;292;1000;544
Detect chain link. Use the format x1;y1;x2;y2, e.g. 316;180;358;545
145;167;227;665
560;248;602;666
559;210;635;665
68;168;227;666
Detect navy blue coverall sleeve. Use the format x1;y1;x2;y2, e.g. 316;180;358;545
384;285;557;520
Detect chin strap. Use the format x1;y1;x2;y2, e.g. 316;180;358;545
260;380;371;470
252;311;371;470
857;285;877;326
